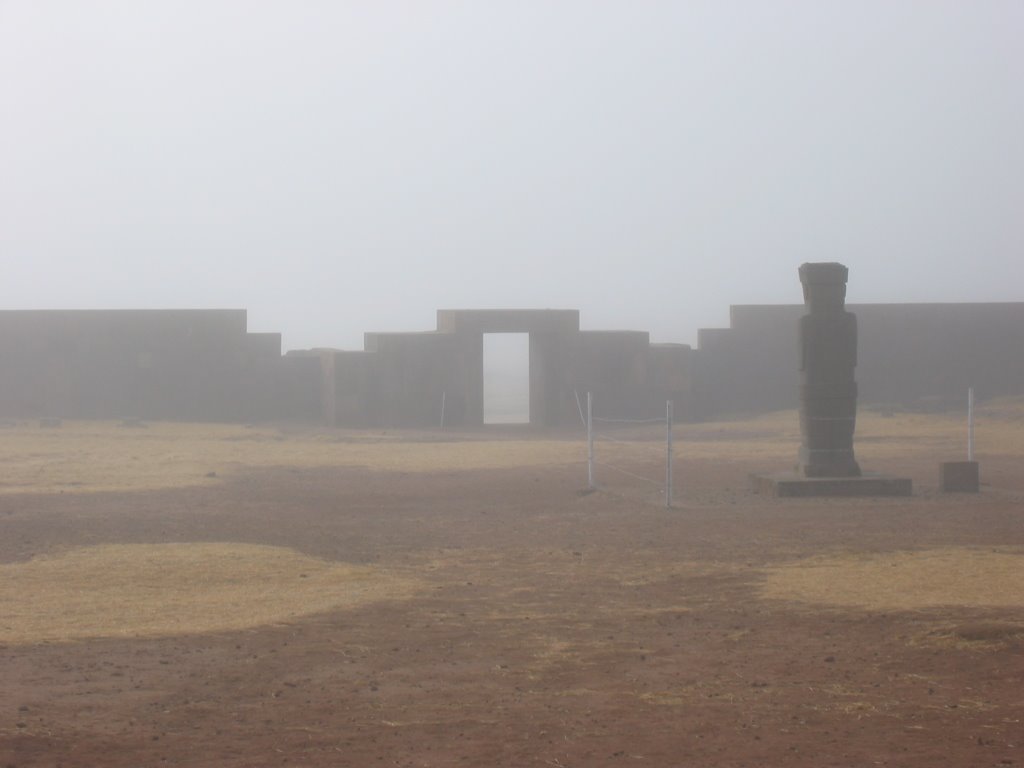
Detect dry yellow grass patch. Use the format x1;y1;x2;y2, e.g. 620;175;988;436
0;420;584;494
760;547;1024;610
0;543;421;644
0;396;1019;494
678;396;1024;463
853;398;1024;462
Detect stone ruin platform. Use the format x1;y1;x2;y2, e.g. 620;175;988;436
750;472;912;498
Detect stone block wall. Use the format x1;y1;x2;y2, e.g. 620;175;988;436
0;309;318;423
2;302;1020;428
693;302;1024;419
568;331;654;421
647;343;695;420
318;311;695;428
363;332;471;427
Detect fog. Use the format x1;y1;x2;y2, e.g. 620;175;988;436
483;332;530;424
1;1;1021;351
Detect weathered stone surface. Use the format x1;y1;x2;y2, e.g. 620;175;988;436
750;472;912;497
939;461;980;493
750;263;913;497
797;262;861;477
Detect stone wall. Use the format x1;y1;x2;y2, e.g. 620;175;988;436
2;302;1020;427
320;310;695;428
0;310;320;422
693;302;1024;418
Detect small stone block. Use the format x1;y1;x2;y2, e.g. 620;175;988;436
939;461;979;493
750;472;912;498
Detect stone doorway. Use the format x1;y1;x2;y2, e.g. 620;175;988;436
483;333;530;424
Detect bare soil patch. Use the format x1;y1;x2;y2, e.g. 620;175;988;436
0;420;586;494
2;405;1023;767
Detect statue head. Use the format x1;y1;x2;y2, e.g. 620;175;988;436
799;262;848;313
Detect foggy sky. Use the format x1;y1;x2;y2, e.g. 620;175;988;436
1;1;1021;351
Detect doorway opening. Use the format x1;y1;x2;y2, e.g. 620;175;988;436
483;333;530;424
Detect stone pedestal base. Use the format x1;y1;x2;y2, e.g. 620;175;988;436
750;471;912;498
939;461;979;493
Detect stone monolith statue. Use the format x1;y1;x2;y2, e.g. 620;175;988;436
797;262;861;477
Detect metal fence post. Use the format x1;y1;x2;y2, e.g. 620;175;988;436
968;387;975;461
587;392;594;490
665;400;673;508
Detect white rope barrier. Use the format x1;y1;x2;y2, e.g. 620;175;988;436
586;392;676;508
593;460;663;486
589;421;667;428
594;432;651;446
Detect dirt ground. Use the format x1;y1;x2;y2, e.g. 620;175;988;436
2;419;1023;767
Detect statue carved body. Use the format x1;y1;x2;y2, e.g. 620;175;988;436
797;262;861;477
